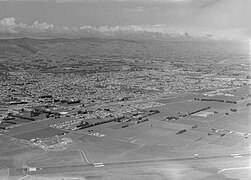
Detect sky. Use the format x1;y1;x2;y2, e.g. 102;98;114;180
0;0;250;39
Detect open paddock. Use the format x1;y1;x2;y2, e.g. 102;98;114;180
155;97;187;104
177;129;208;142
181;115;216;123
208;107;233;114
0;142;24;156
40;117;76;126
42;137;60;146
192;99;239;110
234;138;251;149
210;107;250;130
150;101;207;114
77;117;115;125
10;118;31;124
0;159;15;169
72;135;140;163
192;111;214;117
238;116;251;126
164;121;192;130
108;122;134;129
74;121;118;135
0;167;9;179
190;89;214;94
158;94;178;99
0;146;35;157
190;143;244;156
114;144;185;162
226;85;250;96
76;119;183;146
148;111;177;121
130;127;177;146
60;131;84;141
209;134;244;147
170;118;210;128
221;167;251;180
225;123;251;133
145;101;217;123
26;150;84;167
191;125;212;133
172;123;222;143
152;120;189;132
179;129;223;145
76;120;154;143
4;122;47;136
157;135;194;147
0;135;14;148
12;127;67;140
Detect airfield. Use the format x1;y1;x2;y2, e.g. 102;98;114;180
0;37;250;180
1;86;250;180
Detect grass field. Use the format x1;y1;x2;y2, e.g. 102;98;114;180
114;144;185;162
0;135;27;156
12;127;67;140
40;117;76;126
0;159;14;169
4;122;47;136
68;134;140;163
209;134;243;147
108;122;134;129
26;150;84;167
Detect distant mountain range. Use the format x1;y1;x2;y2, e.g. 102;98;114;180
0;27;233;41
0;37;146;57
0;37;247;67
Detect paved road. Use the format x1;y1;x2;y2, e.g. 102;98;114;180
14;153;251;176
78;149;90;164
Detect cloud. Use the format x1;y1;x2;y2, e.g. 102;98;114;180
78;24;246;40
0;0;195;2
0;17;55;35
0;17;247;40
31;21;54;31
123;7;145;12
0;17;18;33
122;6;159;12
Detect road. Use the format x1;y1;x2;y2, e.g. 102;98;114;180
78;149;90;164
218;166;251;174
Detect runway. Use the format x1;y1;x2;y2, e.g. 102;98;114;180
15;153;251;177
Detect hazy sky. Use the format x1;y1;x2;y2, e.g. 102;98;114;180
0;0;250;39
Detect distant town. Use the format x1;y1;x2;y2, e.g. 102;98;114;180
0;38;250;179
